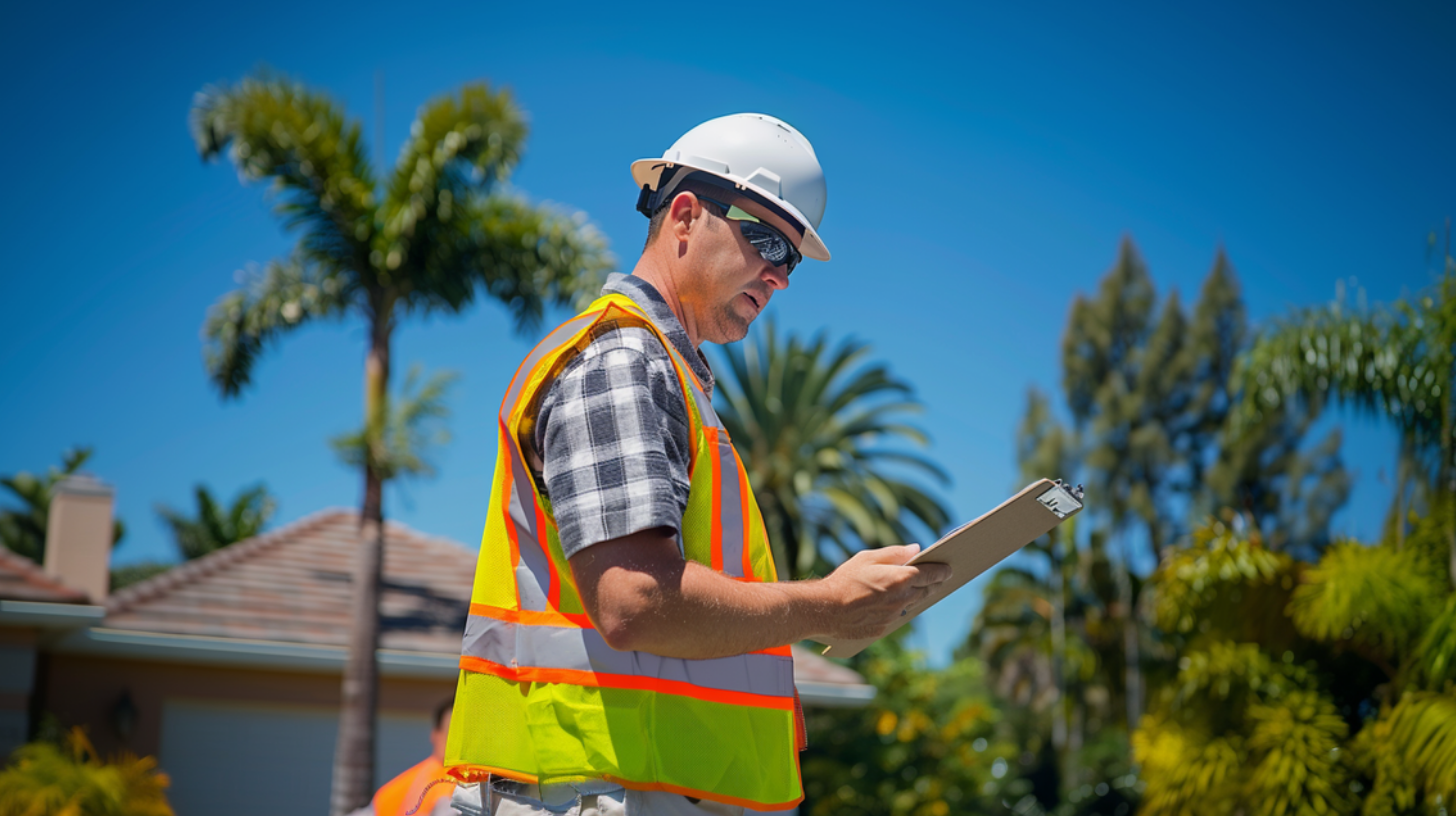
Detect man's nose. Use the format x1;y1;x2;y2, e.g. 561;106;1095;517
762;263;790;290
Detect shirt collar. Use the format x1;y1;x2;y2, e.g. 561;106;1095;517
602;273;715;396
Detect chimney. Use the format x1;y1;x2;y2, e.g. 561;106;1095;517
44;474;115;603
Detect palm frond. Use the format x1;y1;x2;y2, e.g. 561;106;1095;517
201;254;352;397
331;365;458;481
422;194;612;330
1389;691;1456;803
191;71;375;275
1288;540;1444;670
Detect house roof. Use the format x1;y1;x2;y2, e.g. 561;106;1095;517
0;545;89;603
100;509;873;704
107;509;475;654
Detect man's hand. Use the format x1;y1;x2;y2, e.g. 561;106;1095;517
810;544;953;641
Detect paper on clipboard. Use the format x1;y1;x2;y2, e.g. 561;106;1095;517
811;478;1085;659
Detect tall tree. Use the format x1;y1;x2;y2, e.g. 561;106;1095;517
191;72;611;813
1061;236;1159;731
1;447;125;563
1231;259;1455;583
712;320;951;579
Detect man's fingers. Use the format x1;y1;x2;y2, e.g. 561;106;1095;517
909;562;952;587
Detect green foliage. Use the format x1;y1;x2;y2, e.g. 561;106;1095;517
801;639;1009;816
0;728;171;816
1388;692;1456;805
1134;639;1353;816
0;448;125;563
1289;541;1445;672
109;563;172;591
714;320;950;579
195;72;612;399
1151;521;1298;649
330;366;458;483
154;482;276;561
1410;596;1456;690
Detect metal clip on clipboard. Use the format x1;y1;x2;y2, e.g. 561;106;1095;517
811;478;1085;659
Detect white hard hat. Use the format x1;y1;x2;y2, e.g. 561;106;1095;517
631;113;831;262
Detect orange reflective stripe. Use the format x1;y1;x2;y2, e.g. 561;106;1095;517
470;602;594;628
459;655;796;711
537;499;560;610
446;763;538;785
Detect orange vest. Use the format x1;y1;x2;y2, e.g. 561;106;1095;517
373;756;452;816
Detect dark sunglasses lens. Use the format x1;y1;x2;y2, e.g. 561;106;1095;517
739;222;798;272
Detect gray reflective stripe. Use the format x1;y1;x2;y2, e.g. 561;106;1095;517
507;449;551;612
716;436;747;578
463;614;795;701
500;311;603;421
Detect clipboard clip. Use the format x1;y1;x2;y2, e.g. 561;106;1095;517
1038;479;1085;518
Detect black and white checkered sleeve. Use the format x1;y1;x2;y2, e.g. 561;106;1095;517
536;328;694;560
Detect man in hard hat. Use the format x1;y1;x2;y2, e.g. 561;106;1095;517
445;114;951;815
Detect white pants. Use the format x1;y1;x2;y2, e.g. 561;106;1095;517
454;783;746;816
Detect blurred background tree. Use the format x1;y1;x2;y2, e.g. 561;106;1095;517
155;482;275;561
714;320;951;579
0;447;126;563
190;71;612;814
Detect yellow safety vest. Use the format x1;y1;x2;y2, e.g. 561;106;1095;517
445;293;805;811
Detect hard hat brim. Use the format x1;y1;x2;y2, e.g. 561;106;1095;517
631;158;831;262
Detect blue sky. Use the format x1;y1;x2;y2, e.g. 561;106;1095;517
2;0;1452;665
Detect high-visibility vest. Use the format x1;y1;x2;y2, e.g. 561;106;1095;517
445;293;805;811
373;756;451;816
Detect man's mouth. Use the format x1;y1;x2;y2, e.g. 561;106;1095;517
744;292;761;312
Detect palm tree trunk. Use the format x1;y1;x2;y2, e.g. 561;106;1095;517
330;307;392;816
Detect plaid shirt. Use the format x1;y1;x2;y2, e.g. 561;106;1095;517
534;273;716;560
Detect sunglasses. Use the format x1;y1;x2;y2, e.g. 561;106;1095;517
695;194;802;276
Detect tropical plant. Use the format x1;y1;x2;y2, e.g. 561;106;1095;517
0;448;125;563
1135;516;1456;816
712;319;951;579
155;482;276;561
801;636;1012;816
1232;257;1455;583
329;364;458;483
0;728;171;816
190;71;611;813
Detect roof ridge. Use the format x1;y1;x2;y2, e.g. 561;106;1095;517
0;544;89;602
106;507;355;613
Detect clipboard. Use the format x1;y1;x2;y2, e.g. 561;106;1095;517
811;478;1085;658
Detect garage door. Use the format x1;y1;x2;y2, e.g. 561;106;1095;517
159;699;431;816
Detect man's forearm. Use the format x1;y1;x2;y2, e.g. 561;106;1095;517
570;530;947;661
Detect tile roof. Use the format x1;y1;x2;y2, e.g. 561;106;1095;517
101;510;869;693
106;509;475;654
0;545;90;603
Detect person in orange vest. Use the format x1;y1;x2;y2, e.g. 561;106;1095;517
445;114;954;815
371;696;456;816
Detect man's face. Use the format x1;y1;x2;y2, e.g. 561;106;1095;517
681;191;798;344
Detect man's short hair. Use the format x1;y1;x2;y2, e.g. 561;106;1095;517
642;175;731;252
433;695;455;730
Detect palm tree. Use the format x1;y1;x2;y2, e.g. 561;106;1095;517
713;319;951;579
1232;260;1455;583
155;483;276;561
191;72;611;813
1;447;124;563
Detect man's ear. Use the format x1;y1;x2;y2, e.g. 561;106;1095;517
668;191;701;242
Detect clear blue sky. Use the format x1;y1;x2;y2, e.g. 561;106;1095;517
3;0;1452;665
